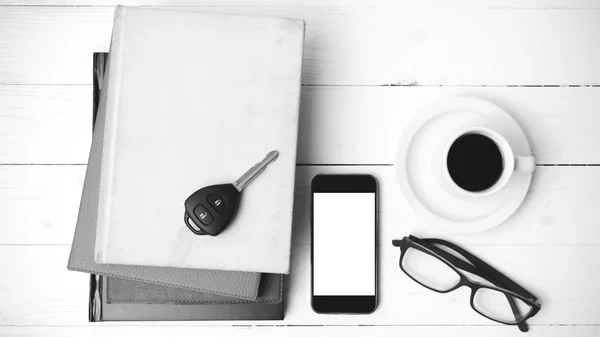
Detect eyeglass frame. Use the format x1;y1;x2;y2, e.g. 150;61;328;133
392;235;541;332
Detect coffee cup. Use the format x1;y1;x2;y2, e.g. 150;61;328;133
441;127;534;197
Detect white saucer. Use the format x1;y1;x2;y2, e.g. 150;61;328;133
396;97;534;234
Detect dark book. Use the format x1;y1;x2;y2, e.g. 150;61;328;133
90;273;283;321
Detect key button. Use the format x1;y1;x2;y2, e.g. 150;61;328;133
193;205;214;225
208;194;226;214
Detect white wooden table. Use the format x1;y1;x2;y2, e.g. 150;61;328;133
1;1;600;336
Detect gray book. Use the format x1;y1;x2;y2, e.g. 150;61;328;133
90;274;283;321
67;53;270;301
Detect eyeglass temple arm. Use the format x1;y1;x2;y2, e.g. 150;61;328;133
421;243;528;332
422;238;537;301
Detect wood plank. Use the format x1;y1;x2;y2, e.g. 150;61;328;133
2;0;600;8
0;165;85;244
1;165;600;246
292;166;600;247
0;86;91;164
1;7;599;85
0;244;598;325
1;326;599;337
2;86;600;165
297;87;600;165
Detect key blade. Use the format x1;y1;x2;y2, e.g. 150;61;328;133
234;150;279;191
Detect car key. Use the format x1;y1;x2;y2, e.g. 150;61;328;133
184;150;279;236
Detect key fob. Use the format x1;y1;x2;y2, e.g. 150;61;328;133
184;184;240;236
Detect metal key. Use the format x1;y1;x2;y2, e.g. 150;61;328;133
184;150;280;236
234;150;279;191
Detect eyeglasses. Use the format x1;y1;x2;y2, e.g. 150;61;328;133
392;235;541;332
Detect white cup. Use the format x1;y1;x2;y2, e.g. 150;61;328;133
439;127;535;197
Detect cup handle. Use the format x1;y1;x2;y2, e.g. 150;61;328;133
515;156;535;172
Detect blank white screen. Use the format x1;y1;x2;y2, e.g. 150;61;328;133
313;193;375;296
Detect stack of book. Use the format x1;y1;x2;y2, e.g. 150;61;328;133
67;6;305;321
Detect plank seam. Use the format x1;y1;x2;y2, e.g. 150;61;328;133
0;163;87;166
295;164;394;166
536;164;600;166
1;83;600;87
377;84;600;88
3;243;600;246
0;323;598;327
1;4;599;9
1;163;600;166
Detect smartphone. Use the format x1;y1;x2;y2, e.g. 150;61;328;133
310;174;377;314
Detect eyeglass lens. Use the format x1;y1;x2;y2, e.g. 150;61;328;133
401;247;461;292
473;287;533;323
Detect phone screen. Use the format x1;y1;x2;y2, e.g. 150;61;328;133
311;174;377;313
313;192;376;296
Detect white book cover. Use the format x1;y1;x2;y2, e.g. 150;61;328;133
95;6;304;274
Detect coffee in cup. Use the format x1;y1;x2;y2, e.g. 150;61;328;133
447;133;504;192
444;127;534;196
